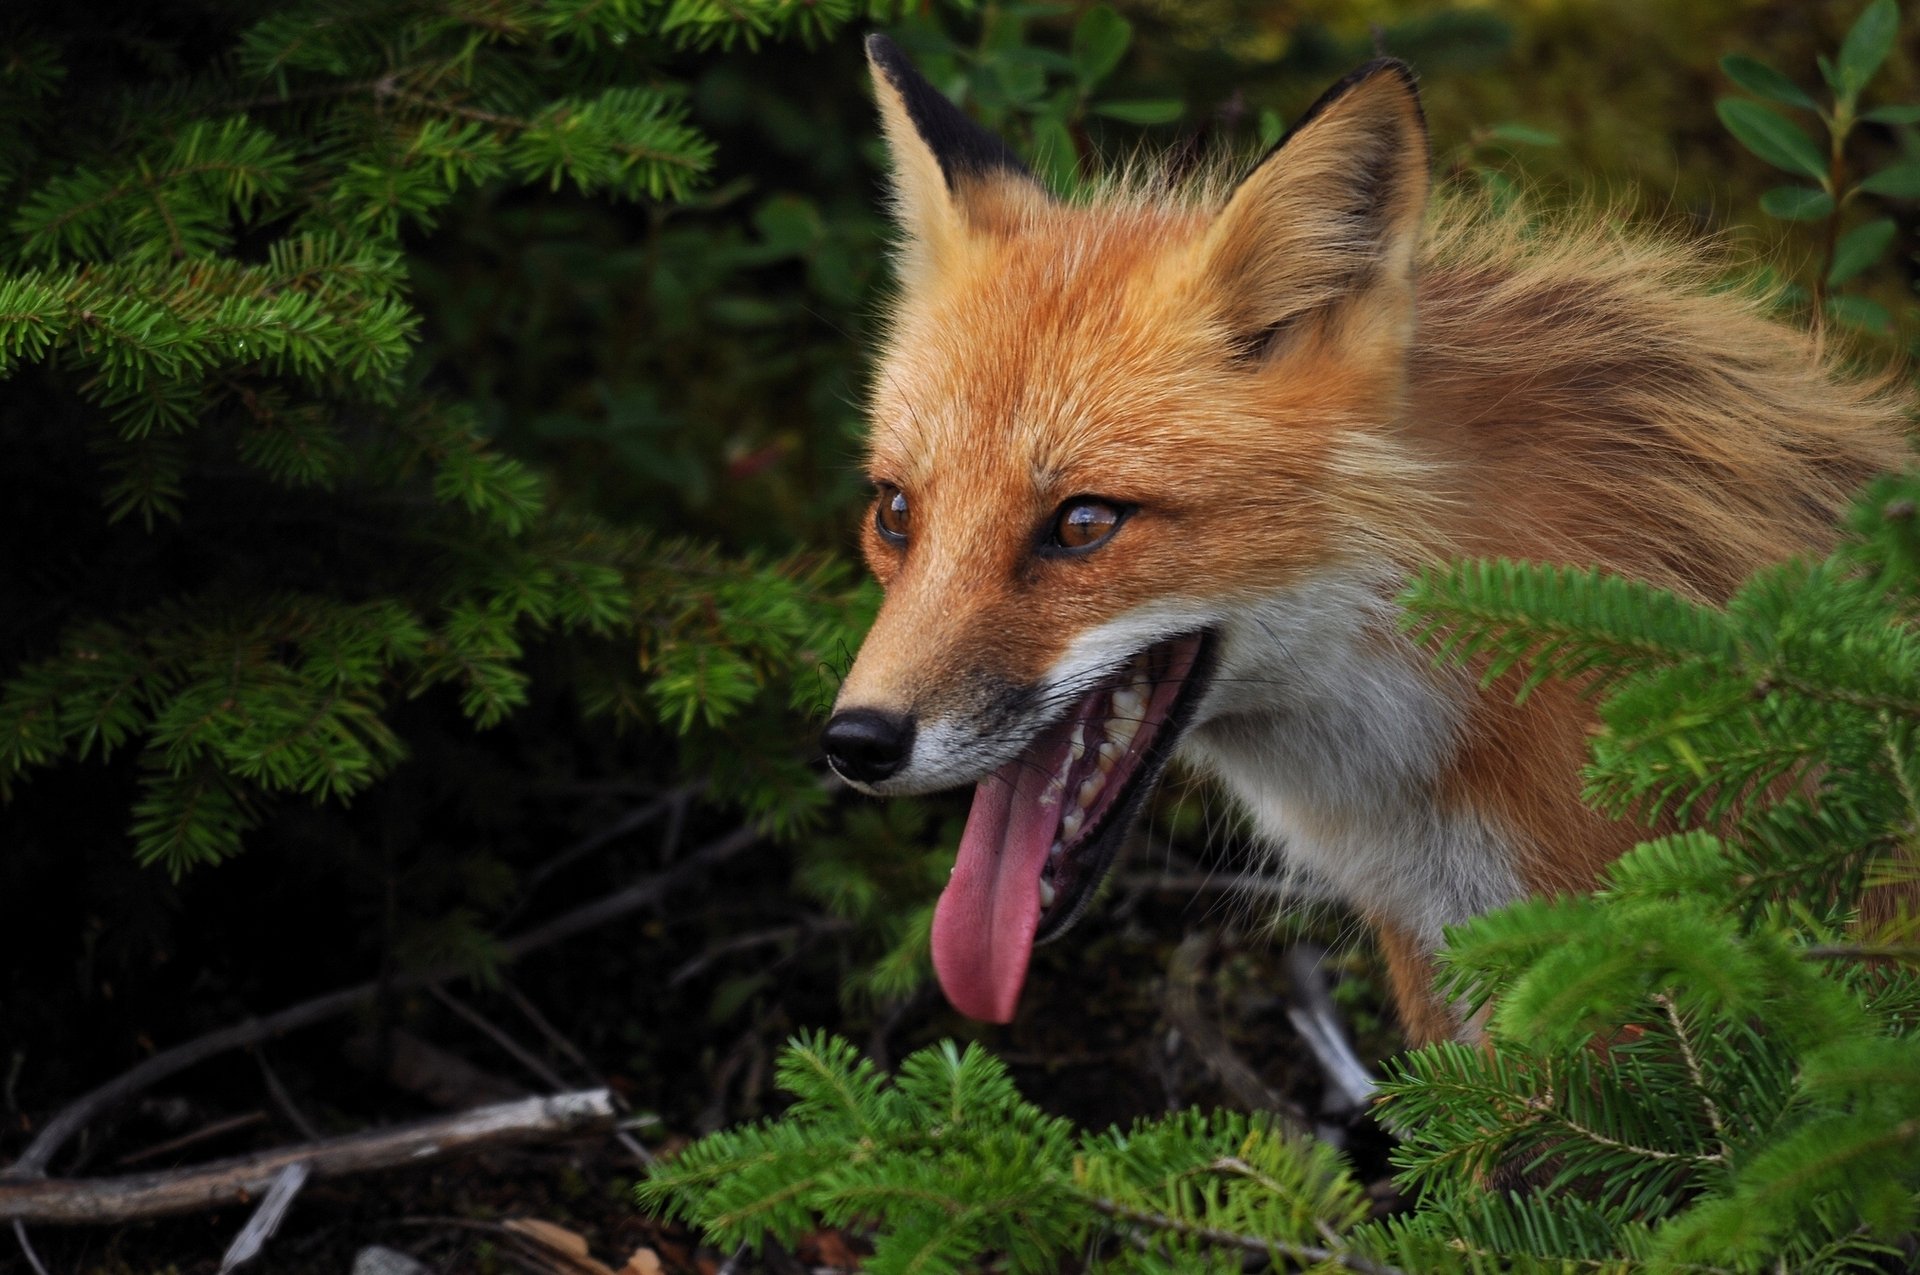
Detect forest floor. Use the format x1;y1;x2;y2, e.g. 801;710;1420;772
4;812;1408;1275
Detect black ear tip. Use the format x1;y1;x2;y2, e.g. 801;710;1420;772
865;32;907;79
1362;56;1417;81
1284;55;1426;146
861;30;1033;189
1362;57;1421;98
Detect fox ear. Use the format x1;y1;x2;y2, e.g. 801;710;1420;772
1195;59;1430;356
865;34;1046;281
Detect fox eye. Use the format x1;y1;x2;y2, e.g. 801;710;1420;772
1050;498;1125;551
874;484;909;544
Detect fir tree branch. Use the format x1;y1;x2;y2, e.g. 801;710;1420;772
1802;942;1920;961
1552;1118;1714;1166
1655;993;1731;1163
1083;1193;1403;1274
374;81;709;183
1771;671;1920;719
1533;1094;1723;1167
1211;1153;1347;1249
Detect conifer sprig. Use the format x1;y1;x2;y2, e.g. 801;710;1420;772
641;1032;1393;1275
0;0;885;873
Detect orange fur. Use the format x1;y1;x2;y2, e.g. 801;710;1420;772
838;46;1914;1043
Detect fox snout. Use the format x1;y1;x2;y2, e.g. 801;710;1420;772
820;706;916;785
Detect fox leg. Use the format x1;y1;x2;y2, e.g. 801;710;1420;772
1369;915;1459;1046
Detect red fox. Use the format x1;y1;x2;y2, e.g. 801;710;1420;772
821;35;1913;1043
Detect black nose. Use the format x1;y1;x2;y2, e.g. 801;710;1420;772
822;708;915;784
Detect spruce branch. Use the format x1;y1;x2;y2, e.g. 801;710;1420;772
1083;1193;1397;1273
1654;994;1732;1164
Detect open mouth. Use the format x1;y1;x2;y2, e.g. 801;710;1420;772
930;631;1216;1023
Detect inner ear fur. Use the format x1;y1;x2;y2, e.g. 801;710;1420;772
865;34;1049;281
1191;59;1431;353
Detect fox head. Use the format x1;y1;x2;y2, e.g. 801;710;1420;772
823;36;1435;1023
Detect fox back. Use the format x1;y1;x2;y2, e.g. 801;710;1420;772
821;37;1913;1041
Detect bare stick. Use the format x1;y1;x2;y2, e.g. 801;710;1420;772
4;822;762;1182
496;978;657;1167
0;1092;616;1224
255;1052;322;1142
218;1161;309;1272
517;786;696;900
428;986;571;1094
117;1112;268;1168
1281;943;1376;1115
497;978;598;1081
12;1220;49;1275
496;825;760;964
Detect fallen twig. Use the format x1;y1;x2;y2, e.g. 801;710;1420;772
219;1160;309;1272
1282;943;1376;1116
12;1219;49;1275
116;1111;267;1168
4;822;762;1183
429;985;570;1094
497;978;659;1168
516;786;699;904
665;918;850;988
255;1051;322;1142
0;1091;616;1224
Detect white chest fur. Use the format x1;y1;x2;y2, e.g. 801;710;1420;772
1178;573;1525;946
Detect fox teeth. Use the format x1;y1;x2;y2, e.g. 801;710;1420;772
1076;773;1103;810
1069;720;1087;762
1097;739;1125;772
1112;685;1146;721
1062;806;1085;842
1050;746;1076;796
1106;713;1140;750
1039;878;1056;909
1049;840;1063;859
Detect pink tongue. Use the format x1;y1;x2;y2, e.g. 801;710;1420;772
930;720;1074;1023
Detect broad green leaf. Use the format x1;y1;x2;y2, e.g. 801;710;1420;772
1070;5;1130;90
1826;293;1892;333
1256;107;1285;150
1090;98;1182;125
1484;123;1560;147
1759;185;1834;220
1028;114;1078;194
1720;54;1818;110
752;195;822;255
1716;98;1828;179
1818;53;1840;94
1837;0;1899;96
1862;104;1920;125
986;57;1046;107
1826;216;1895;285
1857;160;1920;198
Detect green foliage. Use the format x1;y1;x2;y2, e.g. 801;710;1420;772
648;477;1920;1267
1716;0;1920;332
1381;476;1920;1271
0;1;901;878
1401;480;1920;850
668;507;1911;1269
878;4;1188;193
641;1032;1375;1275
